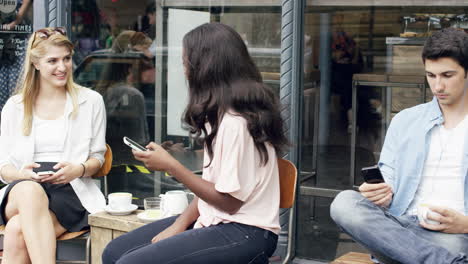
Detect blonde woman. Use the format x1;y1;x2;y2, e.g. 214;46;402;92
0;27;107;263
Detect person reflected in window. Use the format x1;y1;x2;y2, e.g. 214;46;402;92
0;27;107;263
73;25;100;63
102;22;289;264
111;30;152;54
330;14;381;155
99;7;121;49
130;2;157;59
330;28;364;132
103;63;149;163
100;30;152;161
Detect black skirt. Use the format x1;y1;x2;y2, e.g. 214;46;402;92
0;180;89;232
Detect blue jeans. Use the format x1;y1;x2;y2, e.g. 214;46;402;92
330;190;468;264
102;216;278;264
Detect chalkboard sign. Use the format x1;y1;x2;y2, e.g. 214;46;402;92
0;0;32;64
0;0;33;111
0;34;28;61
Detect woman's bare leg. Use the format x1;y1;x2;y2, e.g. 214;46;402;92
3;181;66;264
2;215;31;264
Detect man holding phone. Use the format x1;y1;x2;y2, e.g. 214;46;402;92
330;28;468;263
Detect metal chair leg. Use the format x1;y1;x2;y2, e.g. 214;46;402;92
86;235;91;264
282;205;296;264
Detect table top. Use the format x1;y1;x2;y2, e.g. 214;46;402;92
89;211;147;232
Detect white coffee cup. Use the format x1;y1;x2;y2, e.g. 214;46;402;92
108;192;133;211
417;204;441;225
160;190;188;217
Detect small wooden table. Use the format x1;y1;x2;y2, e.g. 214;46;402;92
331;252;374;264
88;211;147;264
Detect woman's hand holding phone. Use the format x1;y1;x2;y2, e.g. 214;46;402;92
20;162;43;181
39;162;83;184
123;137;147;152
132;142;179;174
358;182;393;207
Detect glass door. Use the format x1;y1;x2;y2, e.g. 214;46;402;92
295;2;466;262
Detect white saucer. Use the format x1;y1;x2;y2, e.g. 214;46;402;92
104;204;138;216
137;211;162;223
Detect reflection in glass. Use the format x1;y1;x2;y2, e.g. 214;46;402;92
0;0;33;112
297;5;462;262
72;1;282;205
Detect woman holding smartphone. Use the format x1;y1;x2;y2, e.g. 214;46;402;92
0;27;107;263
102;22;289;264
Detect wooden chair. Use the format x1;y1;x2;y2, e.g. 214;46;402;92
276;158;298;264
56;144;113;263
278;158;297;209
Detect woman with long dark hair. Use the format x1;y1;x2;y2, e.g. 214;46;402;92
102;22;289;264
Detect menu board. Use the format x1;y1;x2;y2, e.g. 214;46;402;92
0;34;28;58
0;0;33;111
0;0;33;64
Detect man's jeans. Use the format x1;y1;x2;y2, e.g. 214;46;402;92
330;190;468;264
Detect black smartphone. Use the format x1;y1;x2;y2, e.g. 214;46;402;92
32;162;59;176
361;165;385;184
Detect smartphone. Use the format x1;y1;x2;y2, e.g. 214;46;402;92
32;162;59;176
361;165;385;184
123;136;147;151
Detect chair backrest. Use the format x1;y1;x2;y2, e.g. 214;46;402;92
93;144;113;177
278;158;297;209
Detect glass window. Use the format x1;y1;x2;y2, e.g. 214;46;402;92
71;1;282;206
298;3;468;262
0;0;33;113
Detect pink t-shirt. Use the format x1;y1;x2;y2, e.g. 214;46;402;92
194;113;281;234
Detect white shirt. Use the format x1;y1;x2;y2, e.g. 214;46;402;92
0;86;107;214
406;115;468;215
33;114;66;162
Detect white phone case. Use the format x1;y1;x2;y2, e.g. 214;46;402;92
123;137;147;151
37;171;55;176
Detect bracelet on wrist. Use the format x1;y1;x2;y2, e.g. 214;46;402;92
80;163;86;178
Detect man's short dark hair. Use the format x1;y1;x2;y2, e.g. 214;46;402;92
422;28;468;72
145;2;156;15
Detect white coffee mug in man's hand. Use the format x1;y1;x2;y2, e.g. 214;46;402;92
160;190;189;217
418;204;441;225
108;192;133;211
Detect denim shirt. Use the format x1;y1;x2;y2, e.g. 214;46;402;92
378;97;468;216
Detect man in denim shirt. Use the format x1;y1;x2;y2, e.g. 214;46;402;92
331;28;468;263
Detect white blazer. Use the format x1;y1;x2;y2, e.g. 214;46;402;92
0;86;107;214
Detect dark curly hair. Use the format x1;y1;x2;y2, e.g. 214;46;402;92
182;22;289;166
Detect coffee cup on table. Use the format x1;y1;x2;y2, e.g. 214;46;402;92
417;204;441;225
160;190;189;217
108;192;133;211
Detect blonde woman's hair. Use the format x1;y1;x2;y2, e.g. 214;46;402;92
16;28;79;136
